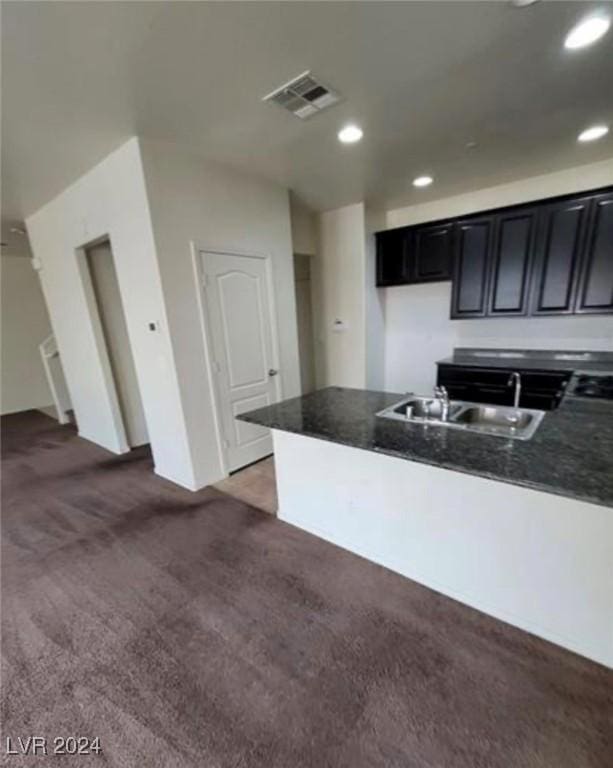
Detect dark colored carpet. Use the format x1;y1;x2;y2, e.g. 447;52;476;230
1;411;612;767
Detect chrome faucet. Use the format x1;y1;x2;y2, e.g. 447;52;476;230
433;385;450;421
508;372;522;409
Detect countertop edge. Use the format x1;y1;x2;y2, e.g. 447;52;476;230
240;413;610;510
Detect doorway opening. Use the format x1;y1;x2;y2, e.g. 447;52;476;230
85;240;148;448
293;253;316;394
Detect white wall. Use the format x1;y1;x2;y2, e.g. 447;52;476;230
384;282;613;395
294;254;316;394
1;254;53;414
315;203;368;388
383;158;613;395
26;138;195;488
290;197;319;394
25;137;300;490
139;139;301;487
387;157;613;228
289;194;318;256
313;202;385;390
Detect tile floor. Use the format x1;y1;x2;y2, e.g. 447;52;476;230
214;455;277;515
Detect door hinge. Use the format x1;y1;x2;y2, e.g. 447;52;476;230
212;360;221;374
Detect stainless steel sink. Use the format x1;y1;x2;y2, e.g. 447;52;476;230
450;404;543;440
388;396;463;421
377;396;545;440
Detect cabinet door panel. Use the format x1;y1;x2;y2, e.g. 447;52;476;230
413;224;453;282
376;229;409;286
451;218;493;318
489;210;536;315
531;197;589;315
576;193;613;313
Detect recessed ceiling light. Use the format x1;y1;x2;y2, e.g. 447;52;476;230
578;124;609;143
337;124;363;144
413;175;433;188
511;0;540;7
564;15;610;50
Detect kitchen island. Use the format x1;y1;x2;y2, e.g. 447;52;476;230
240;387;613;668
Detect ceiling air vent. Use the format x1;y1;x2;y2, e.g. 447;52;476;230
263;71;341;119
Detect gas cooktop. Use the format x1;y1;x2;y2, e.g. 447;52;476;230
568;373;613;400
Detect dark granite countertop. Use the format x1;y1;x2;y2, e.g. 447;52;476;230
239;387;613;509
437;348;613;374
437;356;613;374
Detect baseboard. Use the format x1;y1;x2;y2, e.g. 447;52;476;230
154;466;200;492
1;403;55;418
38;405;59;420
77;429;129;455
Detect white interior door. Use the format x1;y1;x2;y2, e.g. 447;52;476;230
201;251;280;472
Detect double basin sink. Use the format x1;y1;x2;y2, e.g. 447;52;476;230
376;395;545;441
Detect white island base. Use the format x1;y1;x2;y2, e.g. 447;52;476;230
273;429;613;668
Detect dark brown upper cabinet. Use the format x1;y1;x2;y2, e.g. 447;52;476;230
411;223;453;283
450;218;493;318
488;208;537;316
376;228;408;286
375;185;613;317
530;195;590;315
575;191;613;314
452;208;537;319
376;222;452;287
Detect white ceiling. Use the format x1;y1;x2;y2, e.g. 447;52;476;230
2;0;613;225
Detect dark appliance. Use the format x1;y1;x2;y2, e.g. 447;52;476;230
436;364;571;411
568;373;613;400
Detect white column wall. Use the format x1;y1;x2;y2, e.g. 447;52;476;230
139;140;301;488
314;203;367;388
26;138;195;487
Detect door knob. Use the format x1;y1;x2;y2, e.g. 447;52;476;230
268;369;278;377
